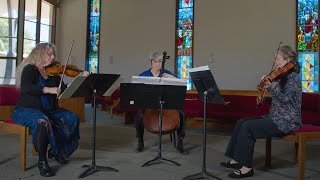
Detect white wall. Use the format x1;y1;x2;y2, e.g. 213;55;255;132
99;0;176;80
194;0;296;90
56;0;296;90
55;0;88;70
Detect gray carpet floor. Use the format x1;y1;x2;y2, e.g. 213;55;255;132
0;105;319;179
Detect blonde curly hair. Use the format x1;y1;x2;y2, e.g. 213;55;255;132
15;43;56;87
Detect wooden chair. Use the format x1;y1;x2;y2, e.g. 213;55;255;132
0;105;31;171
265;124;320;180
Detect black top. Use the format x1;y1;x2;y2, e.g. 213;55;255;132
15;64;67;113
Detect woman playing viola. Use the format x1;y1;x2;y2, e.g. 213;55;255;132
13;43;89;177
135;52;186;153
220;45;302;178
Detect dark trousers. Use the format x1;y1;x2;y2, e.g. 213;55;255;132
135;110;186;141
225;116;283;168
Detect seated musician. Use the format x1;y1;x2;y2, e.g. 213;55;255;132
220;45;302;178
12;43;89;177
135;52;186;153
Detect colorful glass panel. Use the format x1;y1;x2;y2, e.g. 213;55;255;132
90;0;100;16
88;57;98;74
179;0;193;8
177;56;192;89
87;0;100;73
297;0;319;92
176;0;194;89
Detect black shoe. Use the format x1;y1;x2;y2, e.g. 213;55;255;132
136;138;144;152
220;161;242;169
38;161;54;177
48;149;69;164
228;169;254;179
176;139;184;153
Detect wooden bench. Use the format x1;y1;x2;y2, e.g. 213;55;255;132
265;124;320;180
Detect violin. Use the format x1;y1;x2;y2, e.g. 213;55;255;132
143;51;180;134
45;61;84;77
257;62;295;91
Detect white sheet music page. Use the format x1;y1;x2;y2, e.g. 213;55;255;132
131;76;161;84
103;77;124;96
188;65;209;73
131;76;187;86
59;76;87;99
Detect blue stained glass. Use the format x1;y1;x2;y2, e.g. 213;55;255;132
297;0;318;26
179;0;194;8
87;0;101;73
176;0;194;90
89;16;100;57
178;8;193;21
314;81;319;90
297;0;319;92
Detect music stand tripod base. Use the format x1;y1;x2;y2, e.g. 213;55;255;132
141;100;181;167
142;154;181;167
78;90;119;178
182;170;221;180
182;91;221;180
78;165;118;178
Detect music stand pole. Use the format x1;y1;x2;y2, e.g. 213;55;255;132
182;91;221;180
142;99;181;167
78;89;119;178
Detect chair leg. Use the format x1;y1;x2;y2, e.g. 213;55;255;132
294;142;298;164
173;132;177;148
265;137;271;167
297;135;305;180
20;127;27;171
32;147;37;156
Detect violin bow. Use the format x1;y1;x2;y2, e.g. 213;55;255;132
58;40;74;95
270;42;283;72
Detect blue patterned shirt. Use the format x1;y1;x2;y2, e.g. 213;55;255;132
139;69;174;77
266;72;302;134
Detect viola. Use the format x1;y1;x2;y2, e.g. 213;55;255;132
257;62;295;91
45;61;84;77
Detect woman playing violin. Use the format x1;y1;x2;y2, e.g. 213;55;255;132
220;45;302;178
135;52;186;153
13;43;89;177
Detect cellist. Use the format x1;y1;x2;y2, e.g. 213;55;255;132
134;52;186;153
220;45;302;178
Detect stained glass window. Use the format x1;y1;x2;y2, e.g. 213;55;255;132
297;0;319;92
87;0;100;73
176;0;194;90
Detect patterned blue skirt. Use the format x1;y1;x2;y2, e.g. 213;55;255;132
12;107;80;159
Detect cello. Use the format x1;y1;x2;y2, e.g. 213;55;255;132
143;51;180;134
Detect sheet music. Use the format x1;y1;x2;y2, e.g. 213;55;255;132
103;77;124;96
131;76;187;86
59;76;87;99
188;65;209;73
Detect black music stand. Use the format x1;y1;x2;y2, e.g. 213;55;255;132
60;73;120;178
182;68;224;180
120;83;186;167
